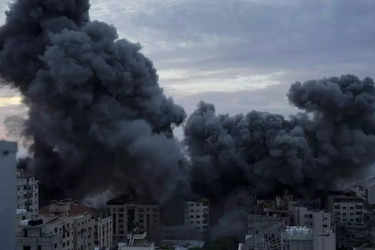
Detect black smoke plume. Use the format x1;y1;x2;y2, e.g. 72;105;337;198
0;0;186;202
185;75;375;199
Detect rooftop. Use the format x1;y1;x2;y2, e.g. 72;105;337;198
40;200;97;217
107;194;158;206
282;226;313;241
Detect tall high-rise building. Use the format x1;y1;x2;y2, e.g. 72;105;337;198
0;140;17;250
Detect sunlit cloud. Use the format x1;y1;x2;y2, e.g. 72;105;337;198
0;96;22;107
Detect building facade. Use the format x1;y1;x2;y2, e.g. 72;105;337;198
292;207;332;235
38;200;112;250
281;226;313;250
246;214;285;250
184;199;209;235
0;141;17;250
95;214;113;249
328;195;365;226
16;219;62;250
107;196;160;243
17;168;39;220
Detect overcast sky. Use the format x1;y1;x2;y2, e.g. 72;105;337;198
0;0;374;139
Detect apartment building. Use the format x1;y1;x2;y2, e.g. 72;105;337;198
17;168;39;220
184;199;209;235
281;226;313;250
246;214;285;250
95;213;113;249
17;219;63;250
292;207;332;235
328;195;365;226
0;140;17;250
107;195;161;243
39;200;113;250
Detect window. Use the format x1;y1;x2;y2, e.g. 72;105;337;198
23;247;31;250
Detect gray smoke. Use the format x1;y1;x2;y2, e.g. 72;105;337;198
185;75;375;199
0;0;186;202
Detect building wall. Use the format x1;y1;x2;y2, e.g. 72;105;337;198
41;201;107;250
17;224;62;250
44;217;75;250
328;196;365;226
246;215;284;250
368;185;375;205
17;170;39;220
96;215;113;249
72;214;96;250
184;200;209;234
293;207;332;235
283;240;313;250
313;232;336;250
109;203;160;243
0;141;17;250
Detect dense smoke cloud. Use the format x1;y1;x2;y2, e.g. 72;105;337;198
0;0;186;202
1;0;375;214
185;75;375;199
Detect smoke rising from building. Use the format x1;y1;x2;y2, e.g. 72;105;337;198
185;75;375;199
0;0;186;202
1;1;375;216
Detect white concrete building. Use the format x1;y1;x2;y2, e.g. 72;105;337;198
0;140;17;250
328;195;365;226
184;199;209;234
17;168;39;220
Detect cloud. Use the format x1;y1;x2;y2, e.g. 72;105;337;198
0;0;374;140
87;0;375;97
0;96;22;107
